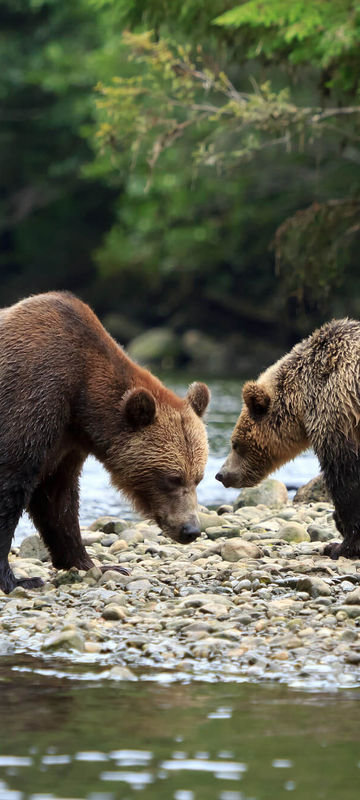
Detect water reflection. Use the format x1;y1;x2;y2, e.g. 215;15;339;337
0;659;359;800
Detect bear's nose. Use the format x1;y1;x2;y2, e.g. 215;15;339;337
179;522;200;544
216;471;232;488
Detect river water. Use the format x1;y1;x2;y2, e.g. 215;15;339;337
0;659;359;800
5;379;358;800
16;377;319;541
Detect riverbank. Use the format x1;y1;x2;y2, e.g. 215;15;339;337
2;483;360;691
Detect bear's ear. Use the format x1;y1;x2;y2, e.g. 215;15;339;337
243;381;270;419
123;389;156;429
186;382;211;417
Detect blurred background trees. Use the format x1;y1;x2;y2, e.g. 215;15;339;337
1;1;360;374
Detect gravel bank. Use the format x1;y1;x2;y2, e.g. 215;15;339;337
3;484;360;690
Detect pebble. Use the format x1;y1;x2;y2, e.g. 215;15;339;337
221;539;261;561
296;577;331;597
345;588;360;604
280;523;310;543
3;490;360;690
102;604;127;621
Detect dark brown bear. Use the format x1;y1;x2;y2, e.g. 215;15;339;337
0;292;210;593
216;319;360;560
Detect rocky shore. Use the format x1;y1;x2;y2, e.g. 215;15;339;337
2;479;360;690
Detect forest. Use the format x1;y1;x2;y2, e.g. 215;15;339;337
2;0;360;374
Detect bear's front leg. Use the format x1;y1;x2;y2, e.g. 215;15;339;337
324;538;360;560
323;482;360;560
318;445;360;559
0;484;44;594
28;453;131;578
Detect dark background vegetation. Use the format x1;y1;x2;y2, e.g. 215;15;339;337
1;0;360;375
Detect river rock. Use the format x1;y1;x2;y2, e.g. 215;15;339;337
197;511;220;531
89;517;129;534
307;524;335;542
217;504;234;515
126;579;152;595
98;570;131;586
182;330;226;375
293;475;330;504
344;588;360;605
43;629;84;652
107;666;138;681
119;529;144;546
19;535;49;562
337;605;360;619
280;523;310;543
234;479;288;509
102;603;127;621
221;538;261;562
127;328;180;367
205;525;242;540
296;577;331;597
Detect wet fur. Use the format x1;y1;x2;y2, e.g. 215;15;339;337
219;319;360;559
0;292;209;593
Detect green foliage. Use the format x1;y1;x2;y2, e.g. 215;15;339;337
215;1;360;89
274;199;360;304
0;0;112;302
2;0;360;357
89;4;360;311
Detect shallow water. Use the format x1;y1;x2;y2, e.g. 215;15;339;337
0;659;359;800
16;377;319;541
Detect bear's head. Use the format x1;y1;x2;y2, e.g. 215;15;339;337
109;382;210;544
216;377;308;489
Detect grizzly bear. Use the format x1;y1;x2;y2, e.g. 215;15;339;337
0;292;210;594
216;319;360;560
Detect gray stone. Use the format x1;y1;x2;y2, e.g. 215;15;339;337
102;603;127;621
307;524;335;542
221;538;261;562
280;523;310;543
126;579;152;595
19;535;49;562
101;534;118;547
234;479;288;509
205;525;242;540
344;587;360;605
296;577;331;597
98;570;131;586
107;666;138;681
120;529;144;546
197;511;220;532
89;517;128;534
179;593;232;609
337;605;360;619
217;504;234;515
81;531;104;546
43;629;84;652
127;328;180;367
293;475;330;504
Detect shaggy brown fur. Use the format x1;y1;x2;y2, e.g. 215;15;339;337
0;292;210;593
216;319;360;559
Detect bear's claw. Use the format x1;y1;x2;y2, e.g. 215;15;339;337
99;564;130;576
323;541;360;560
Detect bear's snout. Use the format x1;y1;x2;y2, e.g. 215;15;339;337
216;470;232;488
178;521;201;544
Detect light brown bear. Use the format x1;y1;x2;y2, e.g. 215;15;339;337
0;292;210;593
216;319;360;560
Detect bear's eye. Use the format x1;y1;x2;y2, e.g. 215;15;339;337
232;441;244;456
161;474;185;491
